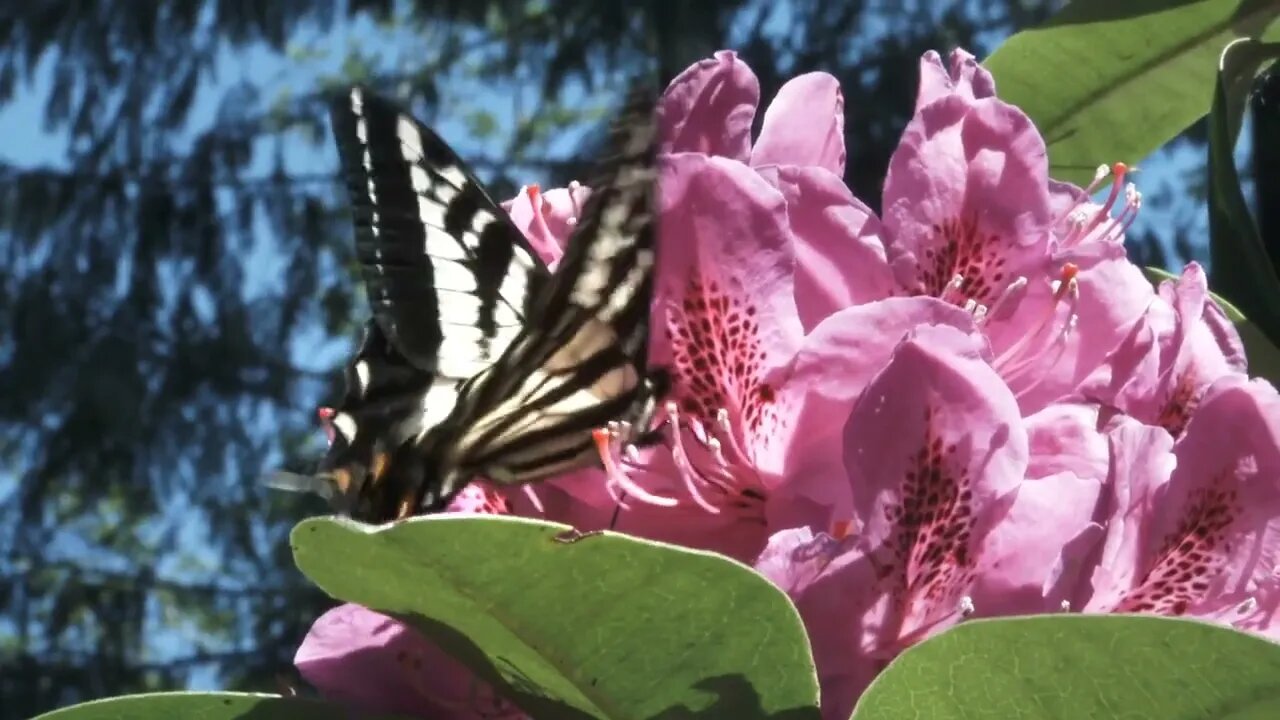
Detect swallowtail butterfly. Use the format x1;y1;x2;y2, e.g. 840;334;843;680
269;86;668;522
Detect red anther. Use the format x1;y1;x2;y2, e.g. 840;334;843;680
1052;263;1080;303
592;427;611;456
831;519;854;540
1060;262;1079;283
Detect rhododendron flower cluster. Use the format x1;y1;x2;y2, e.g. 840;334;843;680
296;49;1280;720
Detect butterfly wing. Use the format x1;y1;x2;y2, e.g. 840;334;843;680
415;88;668;507
308;87;553;517
329;86;549;379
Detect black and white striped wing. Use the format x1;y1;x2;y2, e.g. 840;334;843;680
329;86;549;383
427;90;667;498
312;86;553;514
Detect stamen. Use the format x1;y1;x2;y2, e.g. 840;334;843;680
993;264;1079;382
1082;162;1128;235
665;408;723;514
567;180;584;226
959;596;976;618
1236;597;1258;615
525;183;541;206
983;276;1028;323
1057;161;1144;249
1083;163;1110;195
521;484;545;514
592;428;677;507
1115;186;1143;238
1060;600;1071;612
831;519;854;540
940;273;966;304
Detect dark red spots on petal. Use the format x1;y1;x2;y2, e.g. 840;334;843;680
1157;370;1201;437
919;215;1009;305
668;277;775;430
879;406;977;605
1115;473;1241;616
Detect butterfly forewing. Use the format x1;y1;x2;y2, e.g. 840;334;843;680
329;87;548;380
429;88;667;498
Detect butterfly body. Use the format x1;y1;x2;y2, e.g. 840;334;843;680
275;85;667;523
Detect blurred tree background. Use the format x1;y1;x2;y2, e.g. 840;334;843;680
0;1;1219;717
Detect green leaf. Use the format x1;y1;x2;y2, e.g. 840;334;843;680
1144;266;1280;383
1207;38;1280;349
31;692;404;720
852;615;1280;719
291;515;820;720
984;0;1280;186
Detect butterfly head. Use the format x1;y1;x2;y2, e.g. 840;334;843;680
268;410;441;523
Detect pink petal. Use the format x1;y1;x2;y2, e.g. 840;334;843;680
1155;263;1249;434
1085;377;1280;634
750;72;846;175
296;604;525;719
915;48;997;109
883;94;1053;307
658;50;760;162
973;470;1103;616
753;526;844;597
1000;243;1155;413
757;165;896;330
1024;401;1108;482
766;297;978;527
501;184;581;266
752;529;881;720
843;324;1027;650
1084;417;1176;612
950;48;997;100
655;153;802;431
1047;178;1089;224
1079;294;1173;419
1135;377;1280;618
1081;263;1246;437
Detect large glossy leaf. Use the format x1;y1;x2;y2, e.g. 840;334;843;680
31;692;398;720
1145;265;1280;383
984;0;1280;186
1207;38;1280;347
291;515;820;720
852;615;1280;719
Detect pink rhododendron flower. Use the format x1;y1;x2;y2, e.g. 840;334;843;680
753;325;1100;719
298;46;1280;720
1083;261;1248;436
813;49;1154;415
